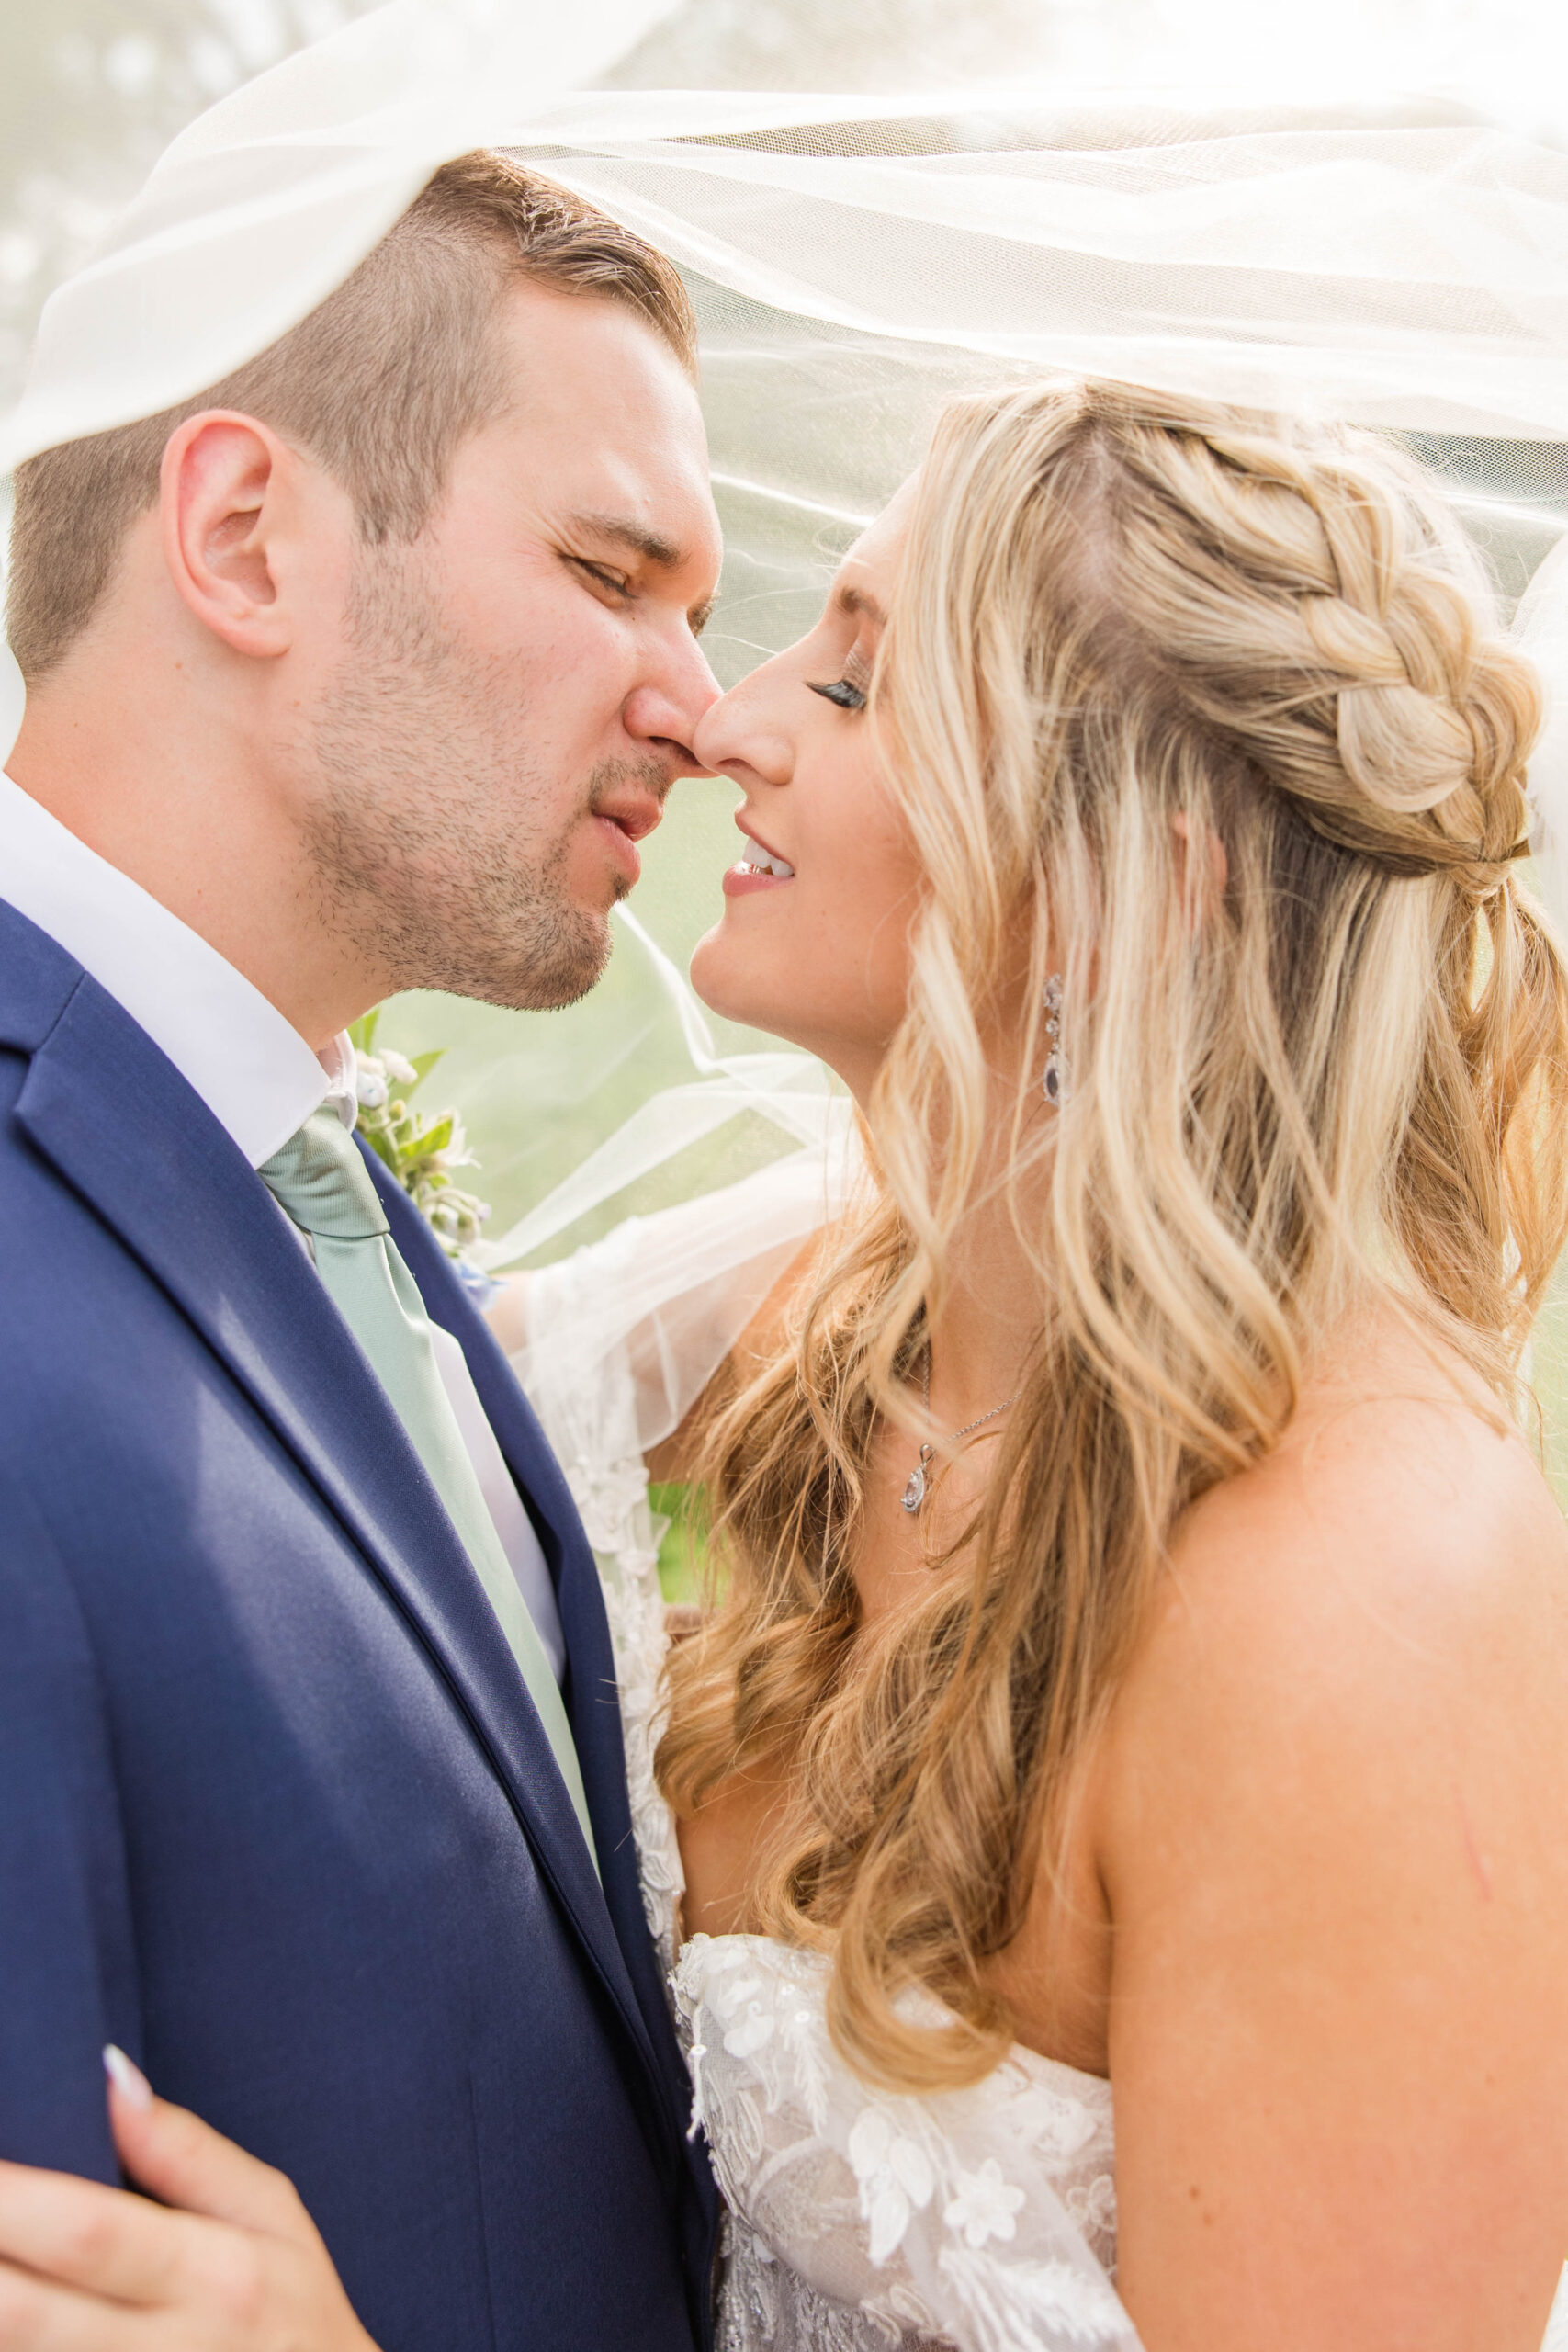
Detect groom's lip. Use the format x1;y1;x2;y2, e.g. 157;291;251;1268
588;786;665;888
593;810;645;888
592;788;664;845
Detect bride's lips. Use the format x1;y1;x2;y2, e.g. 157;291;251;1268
724;815;795;899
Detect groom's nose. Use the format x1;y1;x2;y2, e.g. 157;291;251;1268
623;641;724;780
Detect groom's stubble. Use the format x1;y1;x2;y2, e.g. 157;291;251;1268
301;535;667;1012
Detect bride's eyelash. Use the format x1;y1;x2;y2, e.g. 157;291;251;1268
807;645;874;712
807;675;867;711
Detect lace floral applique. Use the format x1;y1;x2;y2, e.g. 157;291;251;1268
673;1935;1138;2352
848;2110;938;2266
942;2161;1024;2251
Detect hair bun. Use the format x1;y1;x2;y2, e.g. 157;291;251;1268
1336;678;1475;816
1292;554;1537;893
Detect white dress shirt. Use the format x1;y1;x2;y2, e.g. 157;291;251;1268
0;767;566;1680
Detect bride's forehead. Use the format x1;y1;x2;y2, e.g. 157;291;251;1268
835;477;919;613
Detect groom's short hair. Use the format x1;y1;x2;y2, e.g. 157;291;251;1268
6;152;698;680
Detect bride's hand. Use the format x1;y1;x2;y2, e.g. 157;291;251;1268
0;2049;378;2350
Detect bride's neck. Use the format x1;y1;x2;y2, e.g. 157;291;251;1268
921;1179;1048;1431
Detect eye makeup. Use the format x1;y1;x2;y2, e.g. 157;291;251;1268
807;642;874;711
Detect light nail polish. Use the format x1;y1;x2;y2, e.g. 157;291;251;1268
102;2043;153;2111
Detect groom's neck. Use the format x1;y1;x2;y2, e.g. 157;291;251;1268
6;643;382;1055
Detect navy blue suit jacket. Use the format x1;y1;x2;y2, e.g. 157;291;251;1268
0;899;716;2350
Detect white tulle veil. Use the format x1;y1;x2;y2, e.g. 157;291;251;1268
3;0;1567;1330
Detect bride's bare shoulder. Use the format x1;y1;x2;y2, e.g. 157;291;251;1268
1085;1312;1568;2341
1093;1306;1568;1860
1141;1316;1563;1683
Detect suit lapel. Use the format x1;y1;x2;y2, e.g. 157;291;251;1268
381;1172;700;2158
12;961;663;2098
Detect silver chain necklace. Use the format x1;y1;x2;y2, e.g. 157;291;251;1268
900;1348;1021;1515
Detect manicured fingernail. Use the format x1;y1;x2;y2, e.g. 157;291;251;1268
102;2045;152;2111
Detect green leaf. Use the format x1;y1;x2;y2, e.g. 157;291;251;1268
406;1049;445;1093
347;1008;380;1055
412;1114;455;1157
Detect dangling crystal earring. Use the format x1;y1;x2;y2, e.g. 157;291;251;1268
1042;974;1067;1106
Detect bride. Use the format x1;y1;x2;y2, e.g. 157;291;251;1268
6;376;1568;2350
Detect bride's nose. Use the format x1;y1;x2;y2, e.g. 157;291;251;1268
692;668;795;786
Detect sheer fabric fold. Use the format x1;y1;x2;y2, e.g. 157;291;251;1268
5;0;1566;1056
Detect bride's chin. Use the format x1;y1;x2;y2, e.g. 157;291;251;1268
689;921;797;1041
689;922;756;1025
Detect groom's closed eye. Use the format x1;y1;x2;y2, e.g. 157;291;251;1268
564;555;635;602
565;509;718;637
564;551;716;639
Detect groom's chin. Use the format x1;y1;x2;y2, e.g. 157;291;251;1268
414;905;614;1015
497;924;612;1014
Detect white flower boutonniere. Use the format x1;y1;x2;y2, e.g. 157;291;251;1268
347;1009;491;1261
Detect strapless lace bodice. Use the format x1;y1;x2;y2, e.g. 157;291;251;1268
675;1933;1134;2351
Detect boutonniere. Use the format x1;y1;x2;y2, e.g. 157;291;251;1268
347;1009;491;1261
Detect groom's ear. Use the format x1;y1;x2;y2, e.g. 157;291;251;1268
157;411;321;662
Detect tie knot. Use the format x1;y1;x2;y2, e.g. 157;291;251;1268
260;1106;389;1241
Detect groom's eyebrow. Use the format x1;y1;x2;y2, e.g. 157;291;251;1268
570;509;716;633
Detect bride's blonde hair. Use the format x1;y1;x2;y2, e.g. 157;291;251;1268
657;378;1568;2091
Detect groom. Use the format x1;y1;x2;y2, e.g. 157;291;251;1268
0;154;722;2349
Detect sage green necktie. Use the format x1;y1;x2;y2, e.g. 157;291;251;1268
261;1108;596;1868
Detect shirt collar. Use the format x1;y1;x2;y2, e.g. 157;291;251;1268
0;770;357;1167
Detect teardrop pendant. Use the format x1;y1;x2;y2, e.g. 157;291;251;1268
1042;974;1067;1106
902;1444;932;1514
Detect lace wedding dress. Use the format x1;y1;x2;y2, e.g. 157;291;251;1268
506;1157;1568;2352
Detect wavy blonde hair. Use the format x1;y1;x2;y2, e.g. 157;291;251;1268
657;378;1568;2093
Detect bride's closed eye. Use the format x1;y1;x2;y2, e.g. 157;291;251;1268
806;646;874;712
